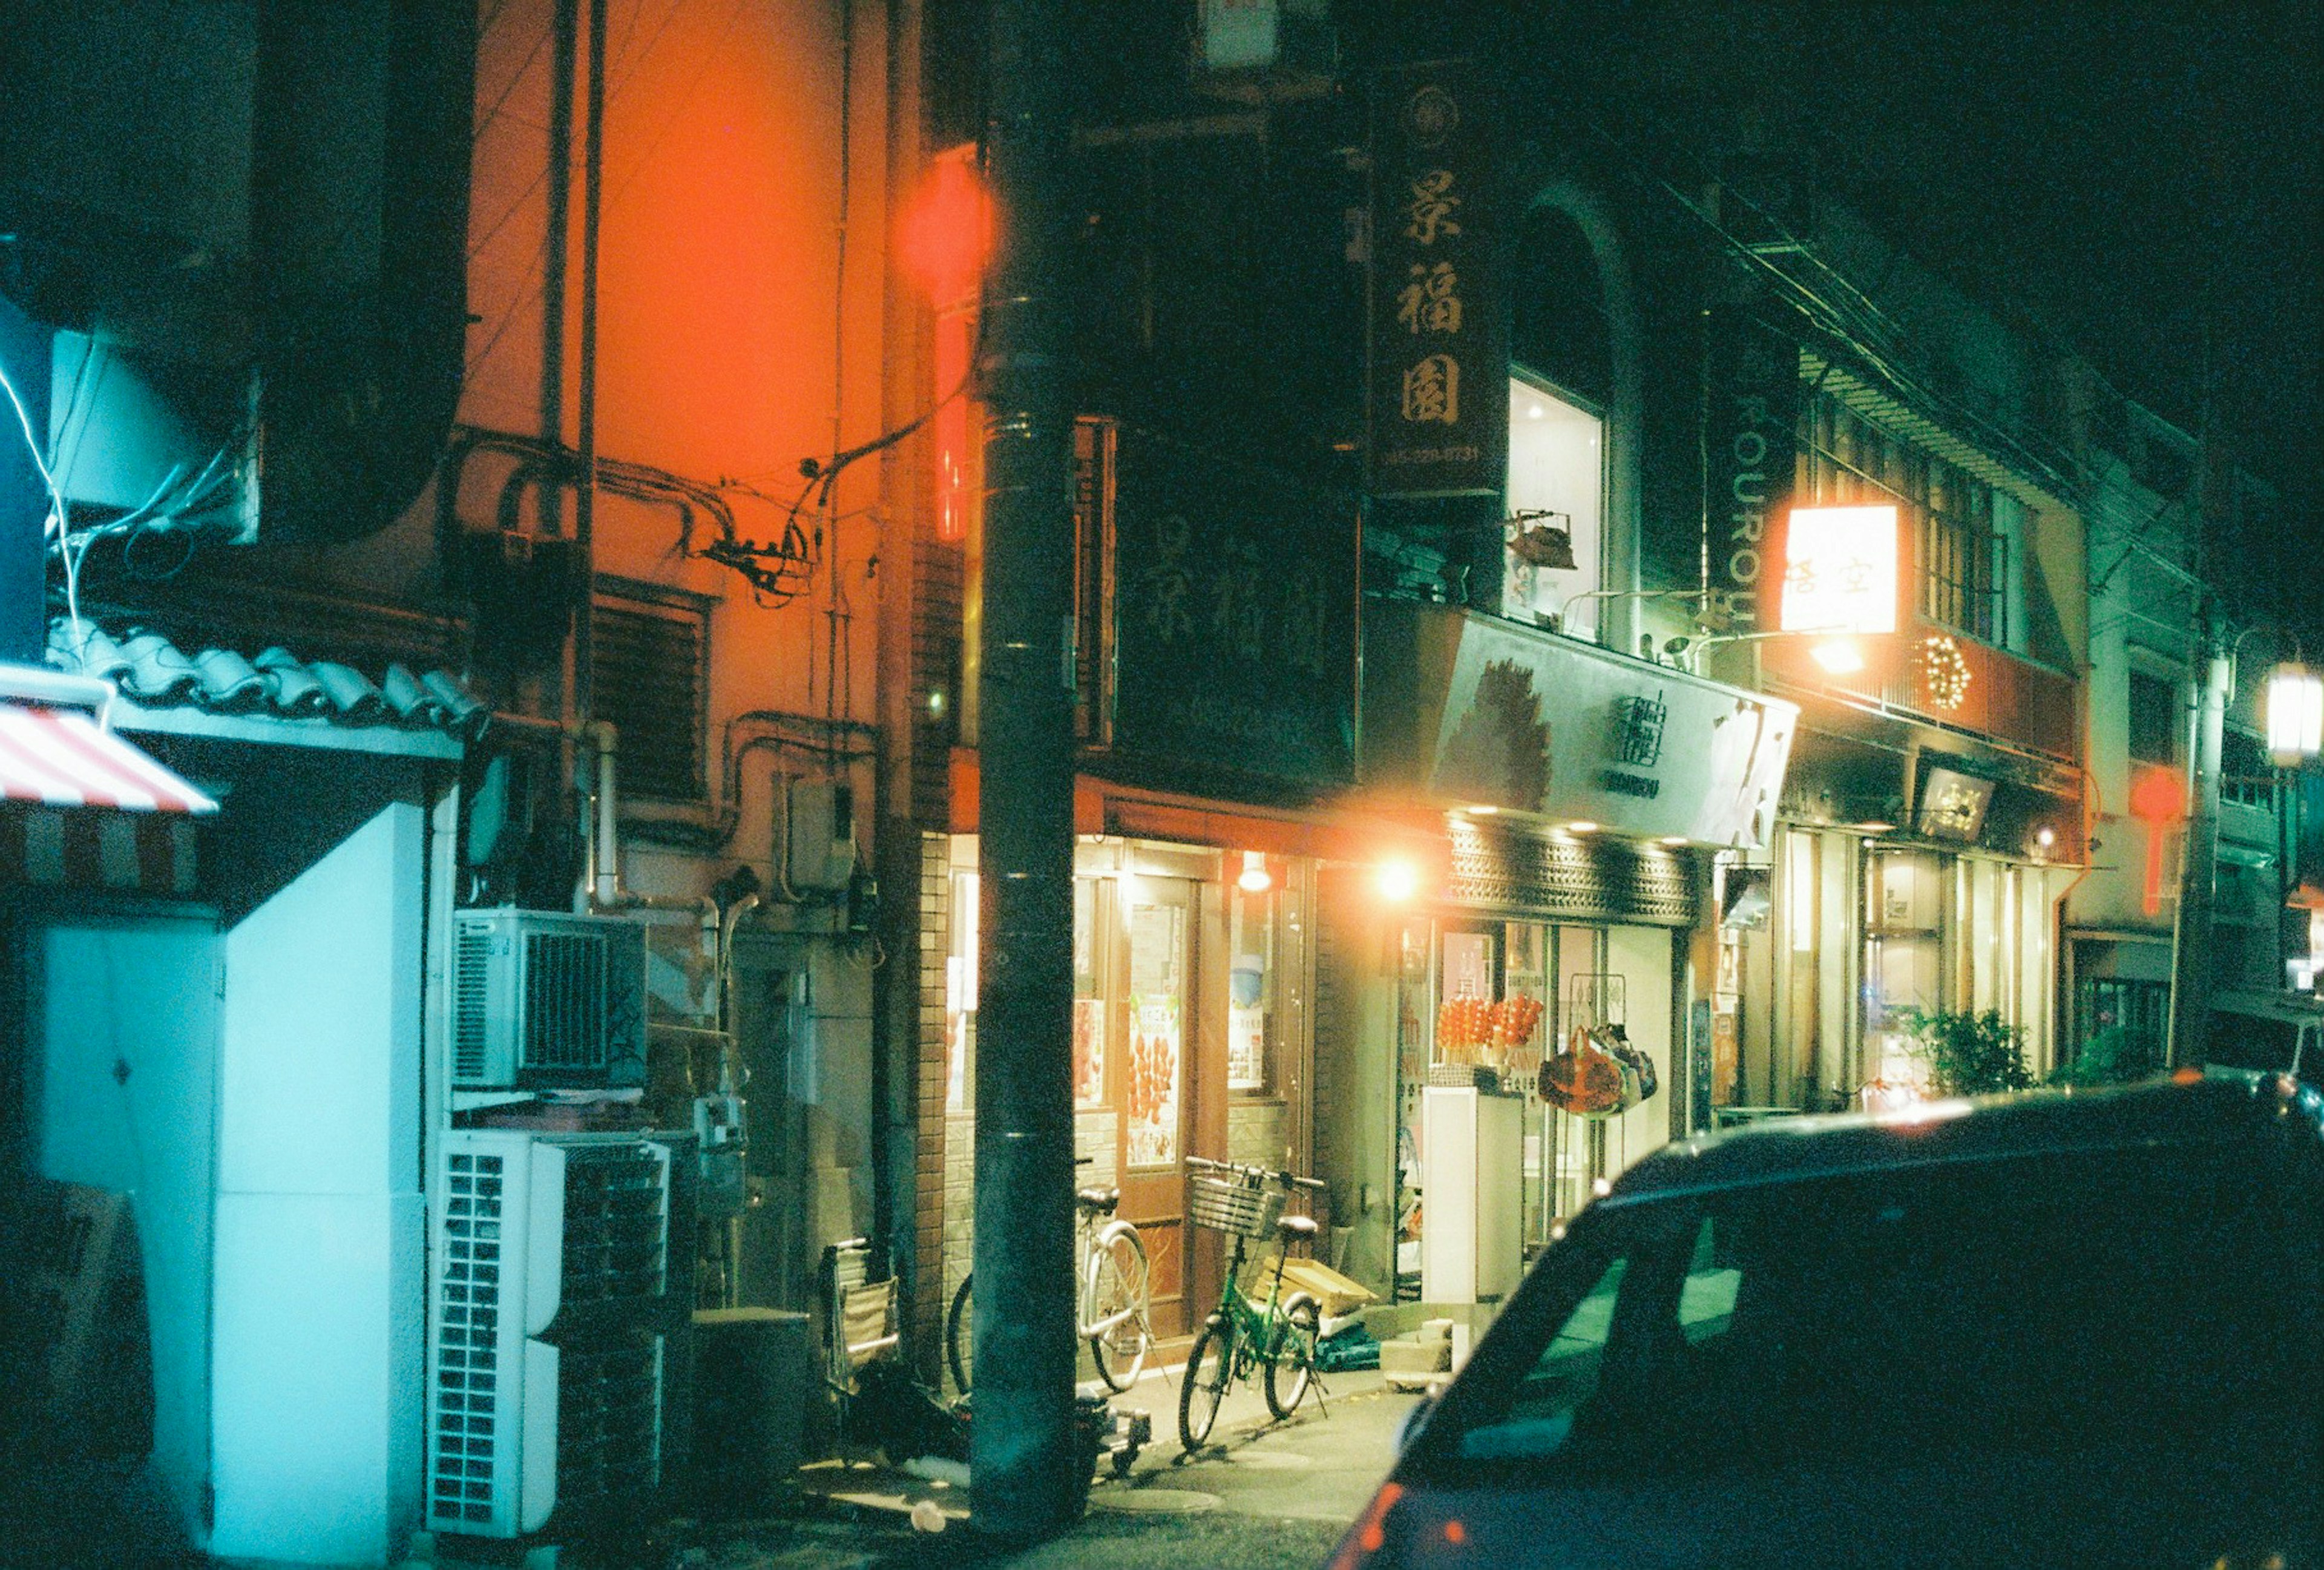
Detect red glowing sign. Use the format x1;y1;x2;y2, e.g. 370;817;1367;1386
904;148;989;545
901;149;992;304
2129;766;2185;915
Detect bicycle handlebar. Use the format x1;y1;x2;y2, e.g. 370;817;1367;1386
1186;1153;1326;1192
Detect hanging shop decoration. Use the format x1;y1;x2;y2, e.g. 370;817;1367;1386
1919;634;1972;711
1538;1022;1656;1118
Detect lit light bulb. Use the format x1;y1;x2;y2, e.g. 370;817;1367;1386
1237;850;1272;893
1377;859;1420;903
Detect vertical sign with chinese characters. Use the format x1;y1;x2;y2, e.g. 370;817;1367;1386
1368;60;1505;498
1103;425;1359;786
1702;306;1800;627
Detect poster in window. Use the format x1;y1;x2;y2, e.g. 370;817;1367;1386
1126;993;1182;1167
1074;997;1107;1107
1228;1005;1265;1091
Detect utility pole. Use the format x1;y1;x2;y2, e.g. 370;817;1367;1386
970;0;1085;1539
2168;617;2230;1065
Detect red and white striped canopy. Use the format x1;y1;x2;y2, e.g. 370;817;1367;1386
0;702;217;813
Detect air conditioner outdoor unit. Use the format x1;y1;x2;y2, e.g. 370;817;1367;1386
425;1130;677;1539
451;910;648;1089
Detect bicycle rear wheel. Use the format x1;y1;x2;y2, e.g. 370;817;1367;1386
1178;1318;1234;1451
1264;1293;1321;1419
945;1273;974;1394
1082;1221;1152;1391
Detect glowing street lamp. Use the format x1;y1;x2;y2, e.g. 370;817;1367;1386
2266;663;2324;764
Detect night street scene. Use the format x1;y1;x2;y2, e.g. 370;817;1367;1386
0;2;2318;1567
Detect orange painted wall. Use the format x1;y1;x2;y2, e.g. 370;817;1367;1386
458;0;895;873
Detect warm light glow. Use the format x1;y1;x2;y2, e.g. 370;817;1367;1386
1659;835;1687;846
1468;804;1500;815
1781;505;1899;636
899;149;993;301
1809;637;1865;675
1377;859;1420;903
1856;821;1896;834
1237;850;1273;893
2267;664;2324;763
1590;1177;1612;1197
1564;821;1598;834
2034;826;2057;850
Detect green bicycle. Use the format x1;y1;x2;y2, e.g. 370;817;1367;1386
1177;1155;1331;1451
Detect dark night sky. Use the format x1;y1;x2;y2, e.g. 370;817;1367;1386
1566;1;2321;560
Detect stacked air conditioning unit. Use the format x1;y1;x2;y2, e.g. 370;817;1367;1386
450;910;648;1089
425;1129;695;1537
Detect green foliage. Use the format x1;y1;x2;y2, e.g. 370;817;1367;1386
2049;1024;2165;1088
1895;1007;2037;1096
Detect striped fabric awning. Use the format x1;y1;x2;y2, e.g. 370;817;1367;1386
0;701;218;813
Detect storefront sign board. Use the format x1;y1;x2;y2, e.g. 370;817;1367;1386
1103;425;1359;786
1367;58;1506;498
1425;617;1799;848
1702;306;1800;628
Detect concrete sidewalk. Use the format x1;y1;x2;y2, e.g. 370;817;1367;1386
663;1361;1421;1569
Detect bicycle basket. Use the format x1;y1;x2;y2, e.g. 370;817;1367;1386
1189;1172;1285;1239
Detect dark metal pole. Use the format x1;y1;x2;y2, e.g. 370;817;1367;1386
971;0;1084;1539
2168;622;2229;1065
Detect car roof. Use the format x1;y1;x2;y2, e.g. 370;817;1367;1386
1603;1071;2324;1208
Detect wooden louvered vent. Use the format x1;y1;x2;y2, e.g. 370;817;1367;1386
592;588;709;803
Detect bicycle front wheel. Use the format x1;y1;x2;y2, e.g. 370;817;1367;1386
1178;1318;1234;1451
1082;1221;1152;1391
1264;1293;1321;1420
945;1273;974;1394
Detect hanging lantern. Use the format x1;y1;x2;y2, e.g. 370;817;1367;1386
2267;662;2323;764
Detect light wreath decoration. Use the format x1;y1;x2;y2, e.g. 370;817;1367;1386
1920;634;1971;711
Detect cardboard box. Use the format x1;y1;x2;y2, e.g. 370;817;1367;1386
1379;1337;1452;1376
1247;1255;1379;1318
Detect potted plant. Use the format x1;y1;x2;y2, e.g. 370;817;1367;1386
1894;1007;2036;1097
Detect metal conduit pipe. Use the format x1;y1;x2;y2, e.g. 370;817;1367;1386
585;718;719;922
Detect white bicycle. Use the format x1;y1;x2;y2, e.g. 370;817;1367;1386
947;1157;1153;1393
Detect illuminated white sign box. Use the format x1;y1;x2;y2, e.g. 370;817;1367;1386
1781;505;1899;636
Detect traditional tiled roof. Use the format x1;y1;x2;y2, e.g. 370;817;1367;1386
48;622;487;737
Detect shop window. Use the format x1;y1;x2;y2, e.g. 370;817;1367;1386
1863;849;1943;1086
1504;375;1605;637
1227;880;1277;1095
945;866;978;1113
2127;670;2178;765
1074;878;1105;1107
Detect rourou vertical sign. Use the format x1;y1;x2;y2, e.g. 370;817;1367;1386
1368;59;1506;499
1702;306;1800;627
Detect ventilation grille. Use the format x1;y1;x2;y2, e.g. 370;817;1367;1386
430;1151;507;1527
1445;821;1699;927
555;1330;664;1503
451;924;493;1082
593;595;708;803
561;1144;668;1303
522;931;611;1074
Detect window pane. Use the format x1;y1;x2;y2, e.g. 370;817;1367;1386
1454;1256;1629;1461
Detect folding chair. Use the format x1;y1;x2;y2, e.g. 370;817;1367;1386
821;1238;899;1453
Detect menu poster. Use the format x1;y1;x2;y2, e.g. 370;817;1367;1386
1229;1005;1265;1090
1074;997;1107;1107
1126;994;1182;1166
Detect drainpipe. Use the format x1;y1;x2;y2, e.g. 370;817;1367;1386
585;719;719;921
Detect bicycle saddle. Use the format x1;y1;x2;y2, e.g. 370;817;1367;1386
1076;1185;1121;1215
1275;1214;1319;1246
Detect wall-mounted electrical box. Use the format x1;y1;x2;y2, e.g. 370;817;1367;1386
785;780;858;893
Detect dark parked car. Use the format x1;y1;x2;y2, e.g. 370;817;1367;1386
1330;1072;2323;1569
